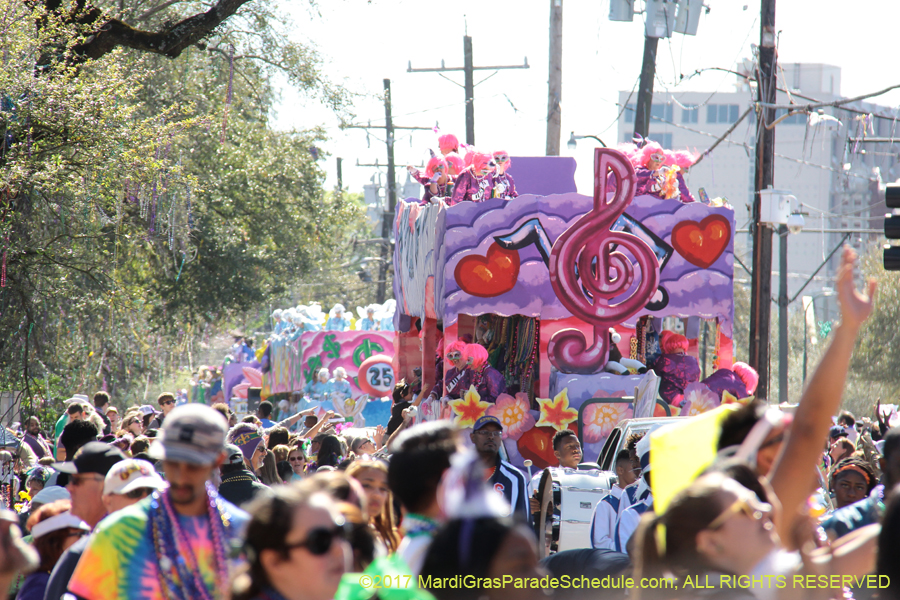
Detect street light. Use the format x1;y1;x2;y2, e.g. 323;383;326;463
567;132;608;150
802;288;834;384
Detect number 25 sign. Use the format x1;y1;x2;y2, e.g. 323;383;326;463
357;354;395;397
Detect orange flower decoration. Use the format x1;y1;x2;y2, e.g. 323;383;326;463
721;391;755;406
486;393;535;440
582;401;633;444
535;389;578;432
449;385;490;428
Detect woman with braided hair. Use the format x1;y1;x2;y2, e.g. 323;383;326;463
828;456;877;510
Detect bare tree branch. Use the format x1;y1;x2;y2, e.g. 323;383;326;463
135;0;184;22
72;0;254;60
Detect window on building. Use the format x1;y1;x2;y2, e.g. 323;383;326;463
718;105;730;123
625;104;636;123
650;104;674;123
682;108;698;123
707;104;741;124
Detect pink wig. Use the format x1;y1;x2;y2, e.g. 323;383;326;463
492;150;511;169
658;330;673;349
445;340;467;359
425;156;448;178
731;362;759;395
444;153;464;176
435;337;444;358
438;134;459;155
617;140;697;170
471;152;494;174
661;332;688;354
463;343;489;368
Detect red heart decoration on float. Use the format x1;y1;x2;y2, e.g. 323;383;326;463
517;424;578;469
454;242;520;297
670;215;731;269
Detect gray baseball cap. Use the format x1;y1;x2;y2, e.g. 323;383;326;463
223;443;245;466
149;404;228;466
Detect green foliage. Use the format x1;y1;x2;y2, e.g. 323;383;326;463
736;244;900;416
846;248;900;411
0;1;199;413
0;0;370;415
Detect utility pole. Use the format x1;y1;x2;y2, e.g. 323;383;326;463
778;227;788;403
408;36;529;146
546;0;563;155
464;36;475;145
343;81;432;303
379;79;396;305
748;0;777;402
633;35;659;140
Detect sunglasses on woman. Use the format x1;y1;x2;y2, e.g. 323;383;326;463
284;523;349;556
707;496;772;531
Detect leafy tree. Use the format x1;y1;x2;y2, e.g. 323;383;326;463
846;247;900;412
0;0;370;418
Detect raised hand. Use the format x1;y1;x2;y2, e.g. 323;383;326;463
836;246;877;331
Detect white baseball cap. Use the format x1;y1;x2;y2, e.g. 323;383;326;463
31;486;71;506
103;459;168;496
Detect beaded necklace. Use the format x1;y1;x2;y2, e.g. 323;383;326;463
222;472;256;484
472;364;488;391
149;482;232;600
402;513;440;539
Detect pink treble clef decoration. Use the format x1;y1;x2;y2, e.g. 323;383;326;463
548;148;661;374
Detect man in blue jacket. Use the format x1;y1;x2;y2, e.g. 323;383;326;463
471;415;530;524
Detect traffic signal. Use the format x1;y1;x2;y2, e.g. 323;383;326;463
885;184;900;270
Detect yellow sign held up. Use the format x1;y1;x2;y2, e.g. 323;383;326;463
650;403;743;517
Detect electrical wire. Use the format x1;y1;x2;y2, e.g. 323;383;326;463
653;16;758;112
639;110;878;181
598;75;641;137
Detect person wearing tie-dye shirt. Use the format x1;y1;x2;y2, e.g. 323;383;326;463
67;405;248;600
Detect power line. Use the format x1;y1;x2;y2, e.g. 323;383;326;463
637;109;880;180
758;82;900;112
407;35;529;145
682;67;900;121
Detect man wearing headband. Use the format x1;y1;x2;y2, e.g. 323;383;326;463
67;404;249;600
